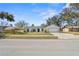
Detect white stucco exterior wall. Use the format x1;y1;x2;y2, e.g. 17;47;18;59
45;25;60;33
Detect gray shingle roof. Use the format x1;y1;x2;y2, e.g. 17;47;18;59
27;26;45;29
66;26;79;28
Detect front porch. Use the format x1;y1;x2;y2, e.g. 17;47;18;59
26;28;44;32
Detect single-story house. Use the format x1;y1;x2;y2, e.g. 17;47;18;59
25;24;60;33
25;26;45;32
63;26;79;32
0;24;60;33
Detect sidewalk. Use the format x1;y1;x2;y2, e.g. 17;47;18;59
52;33;79;39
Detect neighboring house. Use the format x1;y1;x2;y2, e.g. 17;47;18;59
14;28;24;33
63;26;79;32
4;26;15;30
4;26;16;33
4;26;25;33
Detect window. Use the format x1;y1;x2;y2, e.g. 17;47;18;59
37;28;40;32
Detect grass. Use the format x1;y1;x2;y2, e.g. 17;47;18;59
25;32;52;35
5;32;57;39
0;32;6;39
5;32;53;35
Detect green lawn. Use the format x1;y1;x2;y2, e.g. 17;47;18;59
5;32;51;35
25;32;52;35
5;32;58;39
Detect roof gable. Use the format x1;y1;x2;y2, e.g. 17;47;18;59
45;25;59;28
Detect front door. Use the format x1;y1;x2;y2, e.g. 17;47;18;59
31;29;36;32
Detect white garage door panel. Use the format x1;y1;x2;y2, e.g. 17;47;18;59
48;28;59;32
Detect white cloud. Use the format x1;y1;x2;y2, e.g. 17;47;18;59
62;3;70;9
39;9;58;19
65;3;70;8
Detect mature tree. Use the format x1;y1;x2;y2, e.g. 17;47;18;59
46;18;52;25
15;21;28;29
70;3;79;8
46;15;62;27
0;12;14;21
69;3;79;18
31;24;35;27
51;15;61;27
0;11;14;30
69;3;79;25
46;8;73;27
0;11;14;38
40;23;46;27
46;3;79;28
0;12;14;28
46;8;76;27
60;7;77;26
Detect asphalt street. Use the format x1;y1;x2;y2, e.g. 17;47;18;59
0;39;79;56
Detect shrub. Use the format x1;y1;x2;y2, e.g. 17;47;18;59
4;29;16;34
0;32;6;39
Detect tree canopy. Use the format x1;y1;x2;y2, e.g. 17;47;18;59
46;3;79;28
15;21;28;29
0;11;14;22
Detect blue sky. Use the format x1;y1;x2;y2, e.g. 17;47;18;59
0;3;67;26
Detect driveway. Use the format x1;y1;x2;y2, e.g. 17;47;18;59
0;39;79;56
52;33;79;39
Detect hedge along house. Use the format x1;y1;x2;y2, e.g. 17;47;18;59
25;24;60;33
0;26;8;32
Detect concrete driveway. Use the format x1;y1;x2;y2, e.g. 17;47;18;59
0;39;79;56
52;33;79;39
